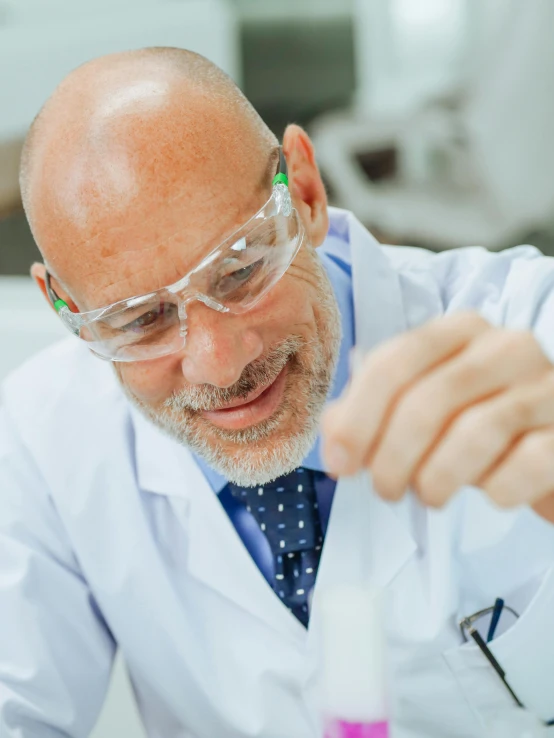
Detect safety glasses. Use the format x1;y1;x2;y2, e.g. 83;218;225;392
45;148;305;362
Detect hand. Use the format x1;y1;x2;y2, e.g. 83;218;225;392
321;312;554;511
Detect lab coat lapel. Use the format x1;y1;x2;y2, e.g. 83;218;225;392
183;460;306;641
347;209;407;348
347;211;418;582
133;409;305;641
308;213;418;638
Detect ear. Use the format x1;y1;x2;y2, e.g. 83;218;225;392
282;124;329;248
31;262;50;304
31;262;78;313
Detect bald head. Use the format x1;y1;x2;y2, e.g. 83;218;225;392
21;47;336;487
21;47;278;305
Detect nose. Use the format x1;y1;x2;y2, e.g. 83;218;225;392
180;301;264;387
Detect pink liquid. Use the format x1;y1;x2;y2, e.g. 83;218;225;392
324;720;389;738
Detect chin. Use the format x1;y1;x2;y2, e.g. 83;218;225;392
183;392;323;487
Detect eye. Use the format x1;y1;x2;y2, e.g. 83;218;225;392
134;310;160;328
217;259;263;294
120;301;176;332
230;262;258;282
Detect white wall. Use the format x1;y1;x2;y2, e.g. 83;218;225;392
0;276;66;378
0;0;240;141
354;0;468;116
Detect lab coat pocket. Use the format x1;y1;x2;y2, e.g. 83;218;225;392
443;565;554;725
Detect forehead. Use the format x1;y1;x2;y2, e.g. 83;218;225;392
40;147;276;310
98;186;270;303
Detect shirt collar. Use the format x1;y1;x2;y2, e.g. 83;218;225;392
194;222;354;493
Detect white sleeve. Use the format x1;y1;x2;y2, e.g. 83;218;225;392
0;408;116;737
398;243;554;362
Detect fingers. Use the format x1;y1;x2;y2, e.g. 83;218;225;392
369;329;551;500
414;371;554;507
480;427;554;508
322;312;491;475
321;310;554;511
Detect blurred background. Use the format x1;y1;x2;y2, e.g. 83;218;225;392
1;0;554;735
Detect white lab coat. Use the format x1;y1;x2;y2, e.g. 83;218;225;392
2;208;554;738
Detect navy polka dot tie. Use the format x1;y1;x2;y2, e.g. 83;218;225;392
227;468;324;626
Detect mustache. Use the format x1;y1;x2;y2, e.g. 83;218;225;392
164;336;303;413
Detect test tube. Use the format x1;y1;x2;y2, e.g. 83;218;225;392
320;584;389;738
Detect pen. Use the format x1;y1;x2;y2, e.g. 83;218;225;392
487;598;504;643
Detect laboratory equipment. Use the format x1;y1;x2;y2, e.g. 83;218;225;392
320;585;389;738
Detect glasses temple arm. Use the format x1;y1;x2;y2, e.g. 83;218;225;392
469;628;525;709
45;270;70;314
272;146;289;188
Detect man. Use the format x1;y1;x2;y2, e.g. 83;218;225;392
2;47;554;738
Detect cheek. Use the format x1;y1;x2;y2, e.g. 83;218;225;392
257;272;320;334
117;357;182;404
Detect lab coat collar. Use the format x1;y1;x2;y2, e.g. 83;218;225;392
132;406;304;638
131;405;192;499
345;207;408;347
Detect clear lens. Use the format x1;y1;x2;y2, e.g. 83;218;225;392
79;293;184;361
72;208;303;362
195;211;303;311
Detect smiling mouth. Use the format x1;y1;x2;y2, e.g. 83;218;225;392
200;363;289;431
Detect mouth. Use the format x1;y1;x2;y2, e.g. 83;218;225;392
200;363;289;431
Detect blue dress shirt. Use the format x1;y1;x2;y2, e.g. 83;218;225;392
193;224;354;583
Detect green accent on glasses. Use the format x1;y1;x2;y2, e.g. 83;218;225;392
53;298;68;313
272;172;289;188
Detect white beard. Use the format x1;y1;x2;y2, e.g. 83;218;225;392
125;255;342;487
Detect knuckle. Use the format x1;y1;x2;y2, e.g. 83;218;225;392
357;351;392;394
330;429;359;456
501;394;536;430
515;329;541;353
447;310;490;334
416;462;454;506
457;310;489;328
448;355;485;392
321;411;345;445
322;413;360;454
486;483;516;508
396;389;440;436
501;330;537;356
517;431;554;476
496;330;547;368
371;469;396;499
412;312;490;361
452;411;489;458
366;338;411;383
321;403;341;433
